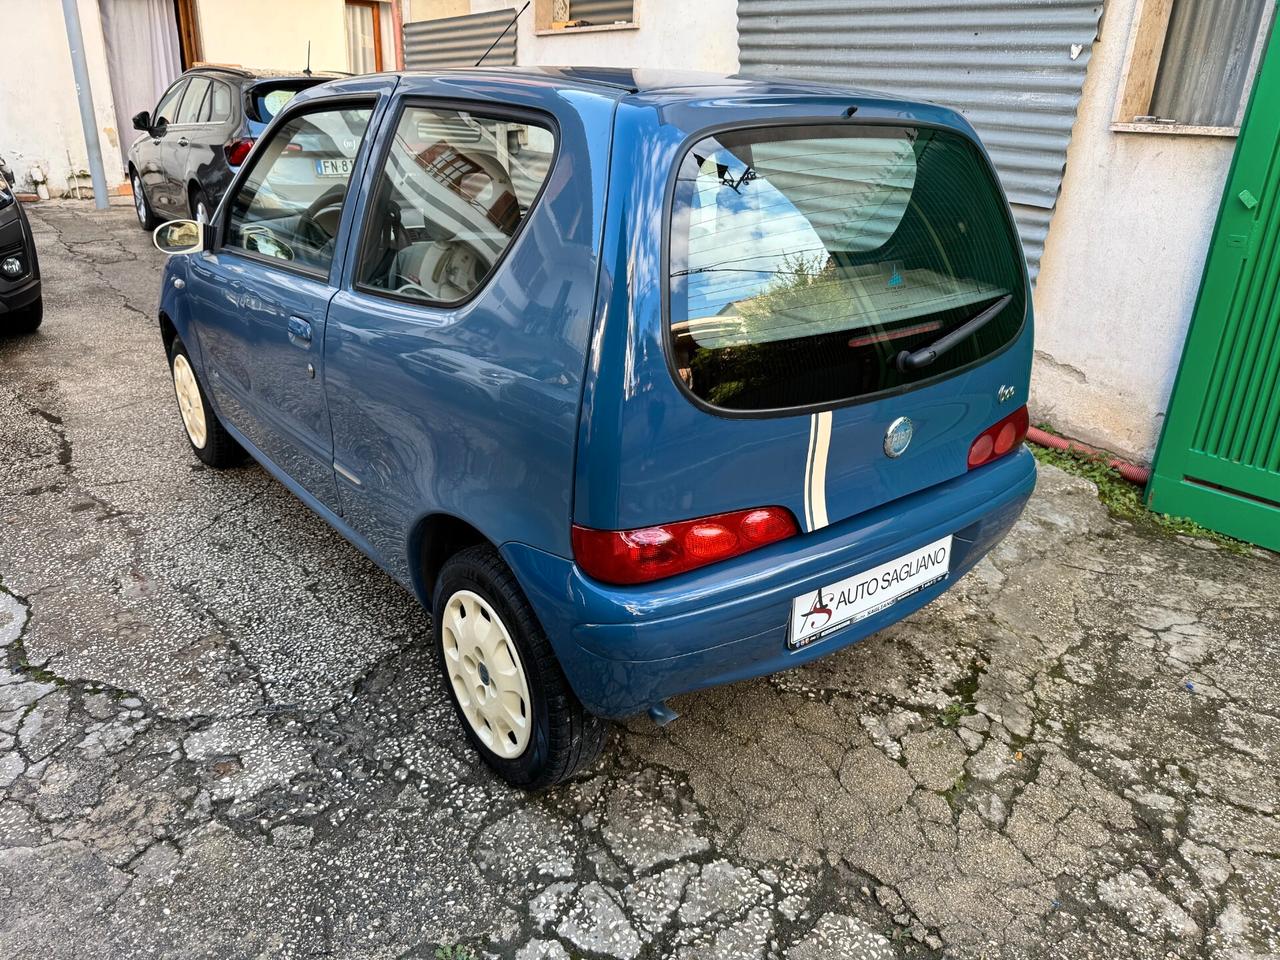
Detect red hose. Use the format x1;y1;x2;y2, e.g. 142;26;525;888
1026;426;1151;486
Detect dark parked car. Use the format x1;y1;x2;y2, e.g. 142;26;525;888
127;66;335;229
0;159;41;334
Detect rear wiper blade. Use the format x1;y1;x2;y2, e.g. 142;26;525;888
895;294;1013;372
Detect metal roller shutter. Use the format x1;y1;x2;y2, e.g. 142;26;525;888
737;0;1104;281
403;9;517;71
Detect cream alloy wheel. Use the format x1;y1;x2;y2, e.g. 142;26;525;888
171;353;207;449
441;589;532;758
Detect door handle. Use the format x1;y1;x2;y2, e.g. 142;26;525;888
287;315;313;347
177;137;189;147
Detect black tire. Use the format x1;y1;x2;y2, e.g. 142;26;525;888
189;186;212;225
433;544;607;789
168;338;243;468
6;295;42;334
132;170;158;231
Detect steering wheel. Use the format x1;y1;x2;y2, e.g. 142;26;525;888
297;184;349;251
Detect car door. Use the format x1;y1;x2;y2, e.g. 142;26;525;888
138;79;187;214
199;79;239;211
186;98;378;512
163;76;211;215
322;95;602;580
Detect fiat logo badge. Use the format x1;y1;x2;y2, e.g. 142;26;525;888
884;417;913;458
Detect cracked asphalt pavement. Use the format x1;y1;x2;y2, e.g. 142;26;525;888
1;200;1279;959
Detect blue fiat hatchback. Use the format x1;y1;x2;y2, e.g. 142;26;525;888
152;67;1036;787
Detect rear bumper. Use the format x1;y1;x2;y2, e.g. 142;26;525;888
503;447;1036;719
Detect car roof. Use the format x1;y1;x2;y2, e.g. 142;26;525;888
185;65;347;84
306;66;911;105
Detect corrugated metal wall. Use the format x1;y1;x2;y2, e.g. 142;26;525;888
737;0;1104;280
403;9;517;71
570;0;634;24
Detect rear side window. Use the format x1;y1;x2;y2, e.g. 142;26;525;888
668;124;1026;412
209;81;232;122
356;106;555;304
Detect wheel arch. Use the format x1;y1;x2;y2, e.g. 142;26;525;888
158;309;179;355
409;512;492;606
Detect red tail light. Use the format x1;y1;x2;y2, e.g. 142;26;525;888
572;506;799;585
968;404;1029;469
224;138;255;167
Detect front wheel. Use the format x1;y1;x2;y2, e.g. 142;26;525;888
434;545;607;789
168;339;242;468
132;171;158;231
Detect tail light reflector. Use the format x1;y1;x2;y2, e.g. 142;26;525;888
968;404;1029;469
572;506;799;585
224;138;255;167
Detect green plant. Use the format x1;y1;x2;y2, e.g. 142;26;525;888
1028;442;1251;554
435;946;476;960
938;701;969;728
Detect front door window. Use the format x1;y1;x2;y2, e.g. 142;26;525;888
153;80;187;128
225;106;373;275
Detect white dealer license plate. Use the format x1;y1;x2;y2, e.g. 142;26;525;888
315;158;354;178
787;535;953;651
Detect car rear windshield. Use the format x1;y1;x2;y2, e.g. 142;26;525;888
246;81;318;124
667;123;1027;412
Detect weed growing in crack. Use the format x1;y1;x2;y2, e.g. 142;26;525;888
938;702;968;728
942;775;968;810
434;946;477;960
1028;439;1251;554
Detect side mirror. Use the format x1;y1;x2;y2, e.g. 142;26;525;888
132;110;152;132
153;219;206;255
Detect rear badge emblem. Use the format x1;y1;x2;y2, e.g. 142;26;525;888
884;417;913;458
998;384;1016;403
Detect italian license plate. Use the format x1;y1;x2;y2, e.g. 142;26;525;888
315;158;354;178
787;535;953;651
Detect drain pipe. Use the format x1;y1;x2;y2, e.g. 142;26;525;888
59;0;110;210
1026;426;1151;486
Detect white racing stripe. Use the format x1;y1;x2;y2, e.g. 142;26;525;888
803;411;833;532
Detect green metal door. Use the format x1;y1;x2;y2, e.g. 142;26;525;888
1148;14;1280;550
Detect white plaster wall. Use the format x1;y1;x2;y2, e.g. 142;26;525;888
469;0;739;73
1031;0;1238;462
1;0;124;193
194;0;348;73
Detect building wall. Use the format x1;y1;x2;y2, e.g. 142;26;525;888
467;0;739;73
1;0;122;194
409;0;472;20
1031;0;1238;462
193;0;349;73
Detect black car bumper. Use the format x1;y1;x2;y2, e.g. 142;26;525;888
0;276;40;314
0;202;41;314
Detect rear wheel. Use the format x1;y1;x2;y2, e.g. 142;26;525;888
168;338;242;468
132;171;158;231
189;186;212;224
5;295;42;334
433;544;607;789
